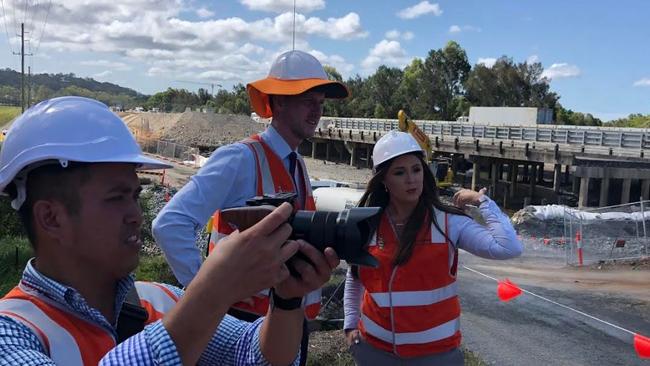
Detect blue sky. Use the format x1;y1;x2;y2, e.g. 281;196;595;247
0;0;648;121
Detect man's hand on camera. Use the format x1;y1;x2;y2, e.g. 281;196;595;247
201;202;299;305
274;240;340;299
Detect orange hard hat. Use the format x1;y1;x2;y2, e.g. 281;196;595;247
247;50;349;118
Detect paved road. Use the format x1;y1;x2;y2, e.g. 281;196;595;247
458;255;650;365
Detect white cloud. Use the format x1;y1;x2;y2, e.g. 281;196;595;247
397;1;442;19
385;29;414;41
240;0;325;13
386;30;400;40
361;40;410;72
80;60;132;71
196;8;215;18
633;78;650;87
303;12;368;40
527;54;540;64
541;63;581;80
477;57;497;68
448;25;481;34
0;1;368;85
308;50;354;77
93;70;112;79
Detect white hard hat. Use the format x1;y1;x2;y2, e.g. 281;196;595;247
247;50;349;118
372;130;424;169
0;96;171;209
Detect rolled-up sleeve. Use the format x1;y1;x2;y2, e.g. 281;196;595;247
451;197;523;259
152;143;256;286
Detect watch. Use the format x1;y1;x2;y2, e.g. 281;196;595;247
269;288;303;311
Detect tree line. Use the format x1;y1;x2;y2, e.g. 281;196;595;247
3;42;647;127
146;42;608;126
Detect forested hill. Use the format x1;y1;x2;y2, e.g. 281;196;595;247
0;68;147;107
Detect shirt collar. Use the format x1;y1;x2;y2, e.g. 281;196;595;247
260;124;296;160
20;258;135;324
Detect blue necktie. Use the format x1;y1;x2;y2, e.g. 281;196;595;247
288;152;298;188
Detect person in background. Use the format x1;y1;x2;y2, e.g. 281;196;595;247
343;131;523;365
0;96;339;365
153;50;349;365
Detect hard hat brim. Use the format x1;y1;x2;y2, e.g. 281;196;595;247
247;77;349;118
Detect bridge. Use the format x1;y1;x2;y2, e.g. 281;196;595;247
301;117;650;209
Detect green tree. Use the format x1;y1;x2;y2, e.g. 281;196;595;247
422;41;471;120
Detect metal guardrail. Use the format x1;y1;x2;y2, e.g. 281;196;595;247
321;117;650;150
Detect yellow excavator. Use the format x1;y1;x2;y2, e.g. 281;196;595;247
397;110;454;191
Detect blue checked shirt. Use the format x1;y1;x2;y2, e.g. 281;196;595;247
0;259;300;365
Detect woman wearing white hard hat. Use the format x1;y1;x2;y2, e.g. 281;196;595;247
343;131;523;365
153;50;348;366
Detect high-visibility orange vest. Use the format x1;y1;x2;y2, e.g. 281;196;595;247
0;281;179;366
207;135;321;319
358;208;461;358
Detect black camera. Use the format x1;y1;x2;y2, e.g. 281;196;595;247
221;192;380;268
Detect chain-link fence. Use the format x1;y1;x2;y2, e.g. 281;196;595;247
563;201;650;265
139;139;199;162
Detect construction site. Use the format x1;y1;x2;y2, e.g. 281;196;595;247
123;109;650;366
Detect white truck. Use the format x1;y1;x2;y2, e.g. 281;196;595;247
468;107;553;126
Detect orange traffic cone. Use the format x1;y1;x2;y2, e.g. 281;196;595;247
635;333;650;359
497;278;522;302
543;237;550;245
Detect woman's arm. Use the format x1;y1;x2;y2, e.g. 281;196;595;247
343;267;364;331
452;196;523;259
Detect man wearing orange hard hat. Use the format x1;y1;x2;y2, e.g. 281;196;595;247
154;50;349;365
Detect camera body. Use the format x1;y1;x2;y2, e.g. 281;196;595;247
231;192;380;268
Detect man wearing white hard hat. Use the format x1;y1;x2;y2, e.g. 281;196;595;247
153;50;349;364
0;96;338;365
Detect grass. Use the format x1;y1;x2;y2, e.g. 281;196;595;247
0;106;20;129
0;237;32;296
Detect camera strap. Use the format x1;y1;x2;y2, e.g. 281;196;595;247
116;286;148;344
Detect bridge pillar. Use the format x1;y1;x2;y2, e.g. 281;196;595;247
471;161;479;191
509;164;518;199
350;144;357;167
572;176;580;194
578;177;590;208
491;163;498;196
621;179;632;204
642;180;650;201
366;146;372;168
311;142;318;159
599;178;610;207
537;163;544;183
553;164;562;192
529;164;537;199
564;165;571;185
325;142;331;161
523;164;529;183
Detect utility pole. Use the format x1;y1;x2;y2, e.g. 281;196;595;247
13;23;32;113
27;66;32;108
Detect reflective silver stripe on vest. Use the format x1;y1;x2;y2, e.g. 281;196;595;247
134;282;178;314
0;299;84;365
370;282;458;307
361;313;460;345
431;209;447;243
246;140;276;195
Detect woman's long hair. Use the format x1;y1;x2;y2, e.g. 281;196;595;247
358;153;467;267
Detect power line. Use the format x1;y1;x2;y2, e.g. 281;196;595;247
32;0;49;55
1;0;14;53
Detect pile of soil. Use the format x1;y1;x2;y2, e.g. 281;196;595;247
164;112;262;149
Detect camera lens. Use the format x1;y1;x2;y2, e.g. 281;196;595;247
290;207;380;267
